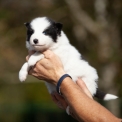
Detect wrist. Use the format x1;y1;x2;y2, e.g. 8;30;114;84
56;74;72;95
53;70;66;85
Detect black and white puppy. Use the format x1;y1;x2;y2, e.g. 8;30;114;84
19;17;118;110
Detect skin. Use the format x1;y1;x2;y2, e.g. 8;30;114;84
27;50;121;122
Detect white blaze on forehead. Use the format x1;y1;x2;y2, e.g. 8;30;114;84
30;17;51;32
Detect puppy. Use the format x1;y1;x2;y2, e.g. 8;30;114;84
19;17;118;113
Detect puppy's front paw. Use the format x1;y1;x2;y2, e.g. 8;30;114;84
28;58;37;67
19;70;28;82
28;53;44;67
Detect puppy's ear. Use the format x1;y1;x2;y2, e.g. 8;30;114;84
24;22;30;28
55;23;63;32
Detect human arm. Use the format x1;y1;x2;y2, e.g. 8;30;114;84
58;77;121;122
28;50;121;122
51;78;93;121
51;76;120;122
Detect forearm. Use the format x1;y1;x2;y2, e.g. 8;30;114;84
60;77;121;122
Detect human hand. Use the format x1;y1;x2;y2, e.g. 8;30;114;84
51;92;78;119
26;50;35;61
51;92;68;109
28;50;66;85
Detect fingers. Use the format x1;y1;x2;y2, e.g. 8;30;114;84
51;92;63;109
26;50;53;62
28;62;44;75
51;92;68;109
29;50;36;55
76;78;93;99
51;93;63;109
43;50;52;55
26;50;35;61
52;100;74;119
26;55;29;61
43;50;55;59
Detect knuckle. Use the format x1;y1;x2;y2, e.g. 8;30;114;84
26;56;29;61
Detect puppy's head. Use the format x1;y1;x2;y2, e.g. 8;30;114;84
25;17;63;51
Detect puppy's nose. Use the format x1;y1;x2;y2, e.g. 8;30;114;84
33;39;38;44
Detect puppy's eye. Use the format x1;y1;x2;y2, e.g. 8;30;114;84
42;31;47;35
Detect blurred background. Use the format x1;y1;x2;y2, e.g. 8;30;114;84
0;0;122;121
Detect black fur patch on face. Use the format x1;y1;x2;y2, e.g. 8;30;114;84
42;17;63;42
24;22;34;42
